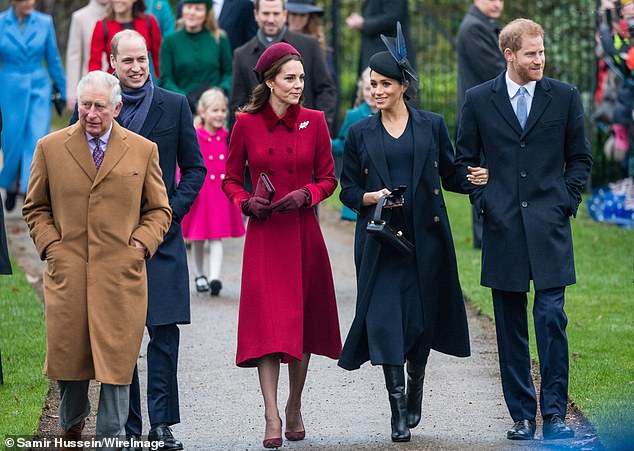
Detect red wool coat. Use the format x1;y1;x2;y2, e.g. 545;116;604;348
223;103;341;367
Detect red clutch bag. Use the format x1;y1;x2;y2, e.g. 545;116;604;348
255;173;275;201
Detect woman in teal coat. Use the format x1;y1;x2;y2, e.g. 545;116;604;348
0;0;65;208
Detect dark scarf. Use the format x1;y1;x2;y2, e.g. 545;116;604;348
118;76;154;134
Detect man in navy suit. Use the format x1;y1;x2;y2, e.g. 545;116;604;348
455;19;592;441
71;30;205;450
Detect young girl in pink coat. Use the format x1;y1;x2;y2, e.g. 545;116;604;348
180;88;245;295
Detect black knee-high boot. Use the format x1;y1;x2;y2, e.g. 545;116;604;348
406;360;426;428
382;365;411;442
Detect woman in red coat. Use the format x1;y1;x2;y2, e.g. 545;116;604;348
222;42;341;449
89;0;161;78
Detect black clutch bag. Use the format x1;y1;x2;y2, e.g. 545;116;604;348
51;84;64;117
366;190;414;256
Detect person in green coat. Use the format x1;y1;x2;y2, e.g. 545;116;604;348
159;0;232;112
332;67;376;220
146;0;175;37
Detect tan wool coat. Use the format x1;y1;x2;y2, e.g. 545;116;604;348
23;121;172;385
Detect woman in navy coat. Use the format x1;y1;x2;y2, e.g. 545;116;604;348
0;0;65;208
338;40;487;442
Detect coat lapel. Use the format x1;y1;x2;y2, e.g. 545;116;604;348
65;123;97;182
363;114;391;188
490;73;523;136
138;88;165;137
521;78;552;137
410;109;431;196
93;122;130;188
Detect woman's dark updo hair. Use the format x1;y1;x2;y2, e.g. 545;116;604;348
240;54;305;114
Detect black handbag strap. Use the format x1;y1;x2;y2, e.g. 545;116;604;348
373;195;388;222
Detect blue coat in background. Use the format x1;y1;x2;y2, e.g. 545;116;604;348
0;8;65;193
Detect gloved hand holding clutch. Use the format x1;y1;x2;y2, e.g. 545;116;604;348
271;188;311;213
242;196;272;220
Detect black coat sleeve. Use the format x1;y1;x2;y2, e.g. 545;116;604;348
339;125;367;213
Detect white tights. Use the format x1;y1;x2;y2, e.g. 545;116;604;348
191;240;223;280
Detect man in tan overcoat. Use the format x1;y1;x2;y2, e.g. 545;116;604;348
23;70;171;445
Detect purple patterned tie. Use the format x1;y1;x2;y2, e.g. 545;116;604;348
92;137;104;170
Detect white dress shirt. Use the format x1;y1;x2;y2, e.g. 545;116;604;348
505;72;536;118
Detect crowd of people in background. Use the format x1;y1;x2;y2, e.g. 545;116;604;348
0;0;608;448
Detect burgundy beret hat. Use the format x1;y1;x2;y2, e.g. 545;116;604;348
254;42;302;82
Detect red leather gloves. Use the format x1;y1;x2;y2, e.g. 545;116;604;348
241;196;272;220
271;188;311;213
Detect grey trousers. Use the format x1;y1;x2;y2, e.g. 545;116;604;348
58;380;129;447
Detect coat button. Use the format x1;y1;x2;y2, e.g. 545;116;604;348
220;173;225;179
433;215;440;222
207;137;212;142
287;147;293;153
268;148;274;154
288;169;294;174
521;201;528;208
216;136;221;141
520;170;527;178
268;169;273;175
219;154;225;160
434;161;438;168
210;174;216;180
208;155;213;160
363;168;369;175
433;188;440;195
520;141;526;148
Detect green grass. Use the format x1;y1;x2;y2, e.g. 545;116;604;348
0;261;48;437
443;191;634;450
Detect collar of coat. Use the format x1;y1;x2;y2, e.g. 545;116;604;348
261;101;300;132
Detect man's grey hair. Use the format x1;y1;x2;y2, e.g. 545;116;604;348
77;71;122;109
111;29;148;58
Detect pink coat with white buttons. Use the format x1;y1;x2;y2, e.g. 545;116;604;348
180;126;245;240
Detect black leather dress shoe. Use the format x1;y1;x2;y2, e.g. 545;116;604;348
148;424;183;450
507;419;536;440
120;434;142;451
543;414;575;440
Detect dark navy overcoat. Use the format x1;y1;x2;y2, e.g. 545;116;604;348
338;108;470;370
72;87;206;325
455;74;593;292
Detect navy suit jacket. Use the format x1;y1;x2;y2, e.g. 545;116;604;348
72;87;206;324
455;73;593;292
218;0;257;51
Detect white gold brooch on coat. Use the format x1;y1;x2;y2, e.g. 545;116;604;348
299;121;309;130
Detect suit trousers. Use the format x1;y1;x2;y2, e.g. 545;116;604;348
492;287;569;421
58;380;129;442
126;324;180;435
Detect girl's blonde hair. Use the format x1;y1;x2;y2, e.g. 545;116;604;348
194;87;227;127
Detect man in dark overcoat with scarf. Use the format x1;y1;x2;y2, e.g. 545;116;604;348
455;19;592;441
73;30;205;449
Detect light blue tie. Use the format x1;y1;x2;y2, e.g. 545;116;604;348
516;86;528;129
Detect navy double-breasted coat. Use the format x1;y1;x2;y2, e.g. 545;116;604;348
455;74;593;292
338;108;470;370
